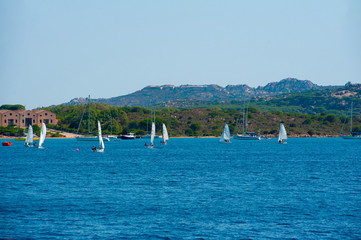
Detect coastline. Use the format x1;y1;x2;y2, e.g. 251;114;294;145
0;134;341;139
0;128;341;139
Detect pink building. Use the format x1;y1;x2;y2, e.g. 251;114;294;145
0;110;57;127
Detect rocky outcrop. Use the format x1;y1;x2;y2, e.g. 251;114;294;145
65;78;325;107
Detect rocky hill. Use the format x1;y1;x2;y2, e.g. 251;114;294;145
68;78;324;107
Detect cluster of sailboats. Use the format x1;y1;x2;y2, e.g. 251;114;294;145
15;99;361;152
219;122;287;144
16;97;358;151
220;102;288;144
23;123;47;148
89;119;169;151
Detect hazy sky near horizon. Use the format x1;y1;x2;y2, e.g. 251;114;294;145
1;0;360;109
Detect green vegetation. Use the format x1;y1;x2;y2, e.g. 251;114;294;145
153;86;361;117
43;104;129;135
0;104;25;110
40;103;361;137
0;124;24;136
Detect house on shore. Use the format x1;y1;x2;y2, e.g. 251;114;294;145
0;110;57;127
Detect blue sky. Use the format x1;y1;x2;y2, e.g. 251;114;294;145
1;0;360;109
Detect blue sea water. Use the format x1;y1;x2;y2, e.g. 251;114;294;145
0;137;360;239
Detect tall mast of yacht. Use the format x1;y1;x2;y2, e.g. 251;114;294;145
88;95;91;135
350;102;353;135
242;102;245;134
111;117;113;135
245;102;249;132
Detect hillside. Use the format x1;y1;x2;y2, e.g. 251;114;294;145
151;83;361;116
67;78;324;107
42;103;361;138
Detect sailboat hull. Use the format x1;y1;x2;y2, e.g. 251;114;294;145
341;135;361;139
233;135;260;140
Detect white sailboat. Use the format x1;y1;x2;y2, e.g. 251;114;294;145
233;102;261;140
145;122;155;148
161;123;169;144
76;95;110;142
278;123;287;144
93;120;105;152
219;124;231;143
38;123;46;148
341;102;361;139
150;122;155;146
25;125;34;147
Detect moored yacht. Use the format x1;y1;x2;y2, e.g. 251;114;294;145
119;133;136;140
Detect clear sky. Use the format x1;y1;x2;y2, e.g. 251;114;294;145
1;0;360;109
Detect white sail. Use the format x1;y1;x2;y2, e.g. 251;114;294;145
278;123;287;141
25;125;33;144
220;124;231;142
38;123;46;148
150;122;155;145
162;123;169;142
97;120;104;151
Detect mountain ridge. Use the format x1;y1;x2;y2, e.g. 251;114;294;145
67;78;330;107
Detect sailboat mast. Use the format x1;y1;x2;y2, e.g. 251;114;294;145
153;110;156;134
110;117;113;135
350;102;353;135
245;102;249;133
88;95;91;135
242;102;245;134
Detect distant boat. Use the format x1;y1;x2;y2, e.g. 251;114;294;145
219;124;231;143
341;102;361;139
161;123;169;144
76;95;110;142
2;141;12;146
92;121;105;152
38;123;46;148
233;102;261;140
25;125;33;147
234;132;261;140
278;123;287;144
119;133;136;140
